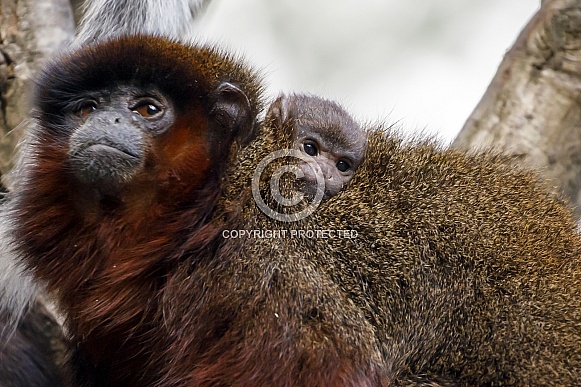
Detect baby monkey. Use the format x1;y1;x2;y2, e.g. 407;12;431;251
266;94;367;199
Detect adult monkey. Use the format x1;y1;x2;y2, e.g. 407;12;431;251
0;1;210;386
5;33;581;386
1;0;209;322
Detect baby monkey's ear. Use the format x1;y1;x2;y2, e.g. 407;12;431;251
265;94;293;129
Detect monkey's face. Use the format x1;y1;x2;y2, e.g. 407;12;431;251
265;93;366;200
67;85;175;189
294;130;363;199
47;81;252;206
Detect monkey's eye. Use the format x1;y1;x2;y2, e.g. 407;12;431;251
78;101;98;117
132;101;164;118
303;142;318;156
336;160;351;172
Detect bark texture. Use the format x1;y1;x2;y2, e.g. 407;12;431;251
0;0;74;183
454;0;581;217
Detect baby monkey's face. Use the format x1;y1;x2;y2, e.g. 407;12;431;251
293;121;364;199
266;93;367;200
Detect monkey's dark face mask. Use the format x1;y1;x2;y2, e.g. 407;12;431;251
66;86;173;188
54;82;253;200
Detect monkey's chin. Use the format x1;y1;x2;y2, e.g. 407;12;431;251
68;144;143;188
298;180;330;201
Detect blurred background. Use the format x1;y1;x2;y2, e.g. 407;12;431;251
191;0;539;143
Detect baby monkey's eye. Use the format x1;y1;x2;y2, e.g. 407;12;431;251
78;101;98;117
303;141;318;156
132;100;164;118
336;160;351;172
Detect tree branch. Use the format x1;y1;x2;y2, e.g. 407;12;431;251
0;0;74;180
454;0;581;217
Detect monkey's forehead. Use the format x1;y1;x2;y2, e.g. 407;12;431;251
295;117;366;150
34;35;263;112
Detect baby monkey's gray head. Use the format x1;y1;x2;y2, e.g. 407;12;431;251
267;93;367;199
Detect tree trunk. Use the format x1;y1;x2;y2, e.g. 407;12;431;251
0;0;74;184
453;0;581;218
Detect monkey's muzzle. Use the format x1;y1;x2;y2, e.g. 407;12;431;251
68;116;145;186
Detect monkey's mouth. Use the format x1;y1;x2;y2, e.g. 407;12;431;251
69;143;144;186
83;143;140;160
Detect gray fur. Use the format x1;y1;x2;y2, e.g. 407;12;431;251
0;214;40;328
74;0;209;45
0;124;41;331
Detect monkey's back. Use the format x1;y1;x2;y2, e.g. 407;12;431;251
305;129;581;384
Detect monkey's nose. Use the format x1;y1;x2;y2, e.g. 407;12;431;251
320;165;333;180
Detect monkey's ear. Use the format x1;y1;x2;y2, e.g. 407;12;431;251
265;94;290;128
210;82;255;145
